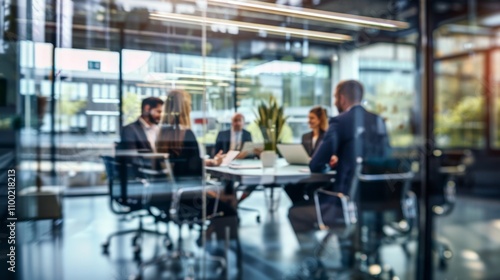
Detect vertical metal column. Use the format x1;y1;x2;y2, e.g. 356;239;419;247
118;23;124;135
49;0;58;181
232;40;238;112
417;0;434;279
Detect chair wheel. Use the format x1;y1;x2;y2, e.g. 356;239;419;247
130;274;142;280
134;245;141;254
132;235;140;246
102;243;110;255
171;261;182;273
133;247;141;261
438;258;448;270
443;249;453;260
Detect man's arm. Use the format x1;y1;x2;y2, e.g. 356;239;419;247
214;131;224;155
120;125;135;150
309;122;338;173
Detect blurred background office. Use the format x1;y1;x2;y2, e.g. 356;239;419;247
1;0;500;279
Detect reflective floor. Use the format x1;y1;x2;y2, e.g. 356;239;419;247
15;188;500;280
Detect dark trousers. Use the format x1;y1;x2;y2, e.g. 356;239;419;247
284;182;324;205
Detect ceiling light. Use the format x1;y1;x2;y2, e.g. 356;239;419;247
206;0;408;30
150;12;352;43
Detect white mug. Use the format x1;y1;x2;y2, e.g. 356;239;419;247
261;151;277;168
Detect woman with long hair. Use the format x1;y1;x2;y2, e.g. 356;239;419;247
157;89;221;178
302;106;328;157
155;89;236;241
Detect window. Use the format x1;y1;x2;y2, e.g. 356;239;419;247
434;55;486;148
493;51;500;148
101;84;109;99
358;44;416;147
92;116;99;132
78;83;88;100
109;116;117;132
100;115;109;132
41;80;51;96
109;85;117;99
92;84;101;99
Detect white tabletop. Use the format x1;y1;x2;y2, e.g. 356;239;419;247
206;158;335;185
113;150;170;158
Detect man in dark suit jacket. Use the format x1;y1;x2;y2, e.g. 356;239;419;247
119;97;164;170
214;113;253;158
309;86;391;194
288;80;391;243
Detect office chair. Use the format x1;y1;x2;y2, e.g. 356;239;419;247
313;157;417;279
235;183;262;223
133;159;239;280
100;155;165;260
433;150;474;269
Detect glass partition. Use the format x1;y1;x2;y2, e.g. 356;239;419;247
434;54;486;148
493;51;500;148
12;0;500;280
358;43;417;147
432;2;500;280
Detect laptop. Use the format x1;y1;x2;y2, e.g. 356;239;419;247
277;144;311;165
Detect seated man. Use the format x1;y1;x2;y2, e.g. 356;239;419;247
118;97;164;172
288;80;391;246
121;97;164;151
214;113;253;159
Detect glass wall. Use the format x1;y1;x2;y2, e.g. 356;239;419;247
493;51;500;148
12;1;500;280
435;55;486;148
358;43;417;147
432;2;500;280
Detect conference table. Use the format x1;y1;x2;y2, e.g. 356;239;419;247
206;158;336;212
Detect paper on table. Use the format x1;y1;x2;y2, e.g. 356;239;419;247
228;164;262;169
221;150;240;166
240;142;264;154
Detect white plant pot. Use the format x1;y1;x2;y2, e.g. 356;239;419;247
261;151;277;168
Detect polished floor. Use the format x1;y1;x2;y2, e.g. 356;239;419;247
13;187;500;280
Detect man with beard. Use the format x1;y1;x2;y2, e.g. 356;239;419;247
119;97;164;169
288;80;391;249
121;97;164;152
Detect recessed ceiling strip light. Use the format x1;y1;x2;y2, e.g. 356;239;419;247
150;12;352;42
207;0;408;30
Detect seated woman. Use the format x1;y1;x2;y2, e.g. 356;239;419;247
156;89;221;179
284;106;329;205
155;89;237;238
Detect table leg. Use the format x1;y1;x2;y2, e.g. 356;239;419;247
264;185;281;213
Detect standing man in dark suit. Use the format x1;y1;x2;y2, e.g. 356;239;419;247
288;80;391;244
214;112;253;159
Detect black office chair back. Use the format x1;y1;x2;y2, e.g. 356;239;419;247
101;155;150;213
355;158;413;211
166;157;221;225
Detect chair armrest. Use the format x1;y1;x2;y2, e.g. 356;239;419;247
313;189;357;231
439;165;466;176
169;185;222;223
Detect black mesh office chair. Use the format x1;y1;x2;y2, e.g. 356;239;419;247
313;157;417;279
100;155;166;260
133;158;241;280
433;150;474;269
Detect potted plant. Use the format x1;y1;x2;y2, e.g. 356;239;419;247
254;96;288;152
